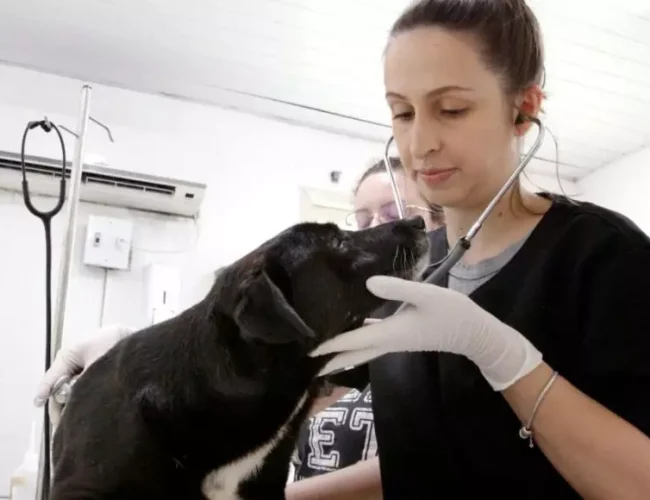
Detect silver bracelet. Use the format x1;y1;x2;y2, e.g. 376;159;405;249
519;370;559;448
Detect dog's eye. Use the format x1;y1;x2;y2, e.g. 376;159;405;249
331;237;342;248
331;236;347;250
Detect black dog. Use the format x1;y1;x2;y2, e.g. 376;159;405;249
50;217;429;500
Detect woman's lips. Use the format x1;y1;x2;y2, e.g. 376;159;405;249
417;168;457;186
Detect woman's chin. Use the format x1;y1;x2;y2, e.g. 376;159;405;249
417;180;467;208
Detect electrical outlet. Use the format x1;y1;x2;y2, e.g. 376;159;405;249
83;215;133;270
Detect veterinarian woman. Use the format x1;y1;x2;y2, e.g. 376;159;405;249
35;0;650;498
292;0;650;498
291;158;444;482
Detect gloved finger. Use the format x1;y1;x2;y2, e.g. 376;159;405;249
310;313;407;356
33;354;78;406
366;275;432;307
48;399;63;427
317;346;391;377
51;375;71;397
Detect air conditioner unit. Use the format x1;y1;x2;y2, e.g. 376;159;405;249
0;151;207;218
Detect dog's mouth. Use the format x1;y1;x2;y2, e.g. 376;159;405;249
391;239;430;282
336;240;429;334
410;251;432;282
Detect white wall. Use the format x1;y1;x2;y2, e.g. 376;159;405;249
0;63;579;494
578;147;650;233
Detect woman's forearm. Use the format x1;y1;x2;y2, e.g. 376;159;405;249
285;457;382;500
308;386;352;416
503;362;650;500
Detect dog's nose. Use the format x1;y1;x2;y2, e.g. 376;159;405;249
406;215;426;231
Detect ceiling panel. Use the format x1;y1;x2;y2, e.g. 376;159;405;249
1;0;649;180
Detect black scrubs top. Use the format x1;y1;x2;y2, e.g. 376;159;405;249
330;195;650;499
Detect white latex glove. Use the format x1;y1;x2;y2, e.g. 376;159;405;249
312;276;543;391
34;324;135;411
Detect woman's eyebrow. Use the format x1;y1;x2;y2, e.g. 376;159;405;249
386;85;474;100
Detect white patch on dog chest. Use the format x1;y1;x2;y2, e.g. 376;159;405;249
201;393;308;500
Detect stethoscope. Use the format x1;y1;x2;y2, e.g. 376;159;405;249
383;117;545;300
21;118;68;500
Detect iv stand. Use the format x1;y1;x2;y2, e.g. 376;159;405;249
34;84;93;500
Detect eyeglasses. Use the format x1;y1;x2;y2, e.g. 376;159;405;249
345;200;441;230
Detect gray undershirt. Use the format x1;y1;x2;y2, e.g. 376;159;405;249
447;234;530;296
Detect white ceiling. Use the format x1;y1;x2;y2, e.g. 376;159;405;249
1;0;649;180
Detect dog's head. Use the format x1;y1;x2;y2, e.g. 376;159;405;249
214;216;429;351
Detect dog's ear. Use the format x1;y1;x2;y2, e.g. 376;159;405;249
233;269;316;345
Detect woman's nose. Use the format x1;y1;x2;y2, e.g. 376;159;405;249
411;114;442;159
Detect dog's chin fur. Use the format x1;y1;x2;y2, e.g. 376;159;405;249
324;252;429;339
50;218;429;500
411;244;433;282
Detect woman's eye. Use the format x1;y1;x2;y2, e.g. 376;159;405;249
392;111;414;121
440;108;468;117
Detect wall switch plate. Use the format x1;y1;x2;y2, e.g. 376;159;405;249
83;215;134;270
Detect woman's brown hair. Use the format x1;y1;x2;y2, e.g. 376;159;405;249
390;0;545;96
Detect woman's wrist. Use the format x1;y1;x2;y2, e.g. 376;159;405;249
501;362;555;427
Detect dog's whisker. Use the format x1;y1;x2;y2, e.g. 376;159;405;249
392;246;399;273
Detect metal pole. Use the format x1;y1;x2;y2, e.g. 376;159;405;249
382;136;406;219
35;84;92;500
52;84;92;356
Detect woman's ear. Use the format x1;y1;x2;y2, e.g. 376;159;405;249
513;85;544;136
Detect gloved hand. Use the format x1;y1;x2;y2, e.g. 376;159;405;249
34;324;136;408
312;276;543;391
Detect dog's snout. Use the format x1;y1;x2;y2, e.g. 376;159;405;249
405;215;426;231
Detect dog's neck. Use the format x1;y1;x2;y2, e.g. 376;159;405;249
182;295;322;399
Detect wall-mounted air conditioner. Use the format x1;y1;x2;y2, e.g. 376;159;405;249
0;151;206;218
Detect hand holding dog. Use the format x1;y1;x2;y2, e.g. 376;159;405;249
34;324;136;407
312;276;543;391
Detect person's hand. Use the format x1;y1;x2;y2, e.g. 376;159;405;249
34;324;135;408
311;276;543;391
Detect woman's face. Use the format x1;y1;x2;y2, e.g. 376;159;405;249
384;27;522;210
352;170;440;231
